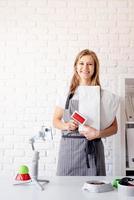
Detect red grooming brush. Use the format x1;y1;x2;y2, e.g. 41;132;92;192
71;111;87;125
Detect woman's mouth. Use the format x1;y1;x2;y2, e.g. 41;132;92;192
81;71;90;74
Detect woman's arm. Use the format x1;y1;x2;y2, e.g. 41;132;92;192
53;106;78;131
80;117;118;140
98;117;118;138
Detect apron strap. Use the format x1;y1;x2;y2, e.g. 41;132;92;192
65;92;74;109
85;139;100;169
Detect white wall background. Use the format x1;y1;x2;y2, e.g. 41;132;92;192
0;0;134;177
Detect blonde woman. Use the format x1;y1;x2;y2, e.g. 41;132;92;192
53;49;118;176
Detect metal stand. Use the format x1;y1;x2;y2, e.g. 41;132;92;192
29;126;53;191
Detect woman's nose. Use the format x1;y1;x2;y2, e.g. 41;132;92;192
83;63;89;68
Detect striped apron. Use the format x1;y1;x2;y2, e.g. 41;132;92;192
56;93;106;176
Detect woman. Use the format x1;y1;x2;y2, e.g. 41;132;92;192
53;49;118;176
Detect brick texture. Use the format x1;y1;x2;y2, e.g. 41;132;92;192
0;0;134;177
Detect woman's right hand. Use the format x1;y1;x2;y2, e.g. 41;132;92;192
64;120;78;131
53;106;78;131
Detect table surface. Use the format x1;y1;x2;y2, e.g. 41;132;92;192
0;176;133;200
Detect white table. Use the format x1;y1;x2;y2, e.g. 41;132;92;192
0;176;133;200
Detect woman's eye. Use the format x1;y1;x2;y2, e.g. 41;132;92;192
79;63;93;66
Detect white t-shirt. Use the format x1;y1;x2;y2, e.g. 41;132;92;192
56;89;78;109
100;89;120;129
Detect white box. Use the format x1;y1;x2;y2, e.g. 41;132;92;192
78;86;100;130
127;128;134;168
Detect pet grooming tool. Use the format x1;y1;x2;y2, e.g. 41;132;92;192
71;111;87;125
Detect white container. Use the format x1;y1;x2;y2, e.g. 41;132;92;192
127;128;134;168
118;183;134;196
82;180;113;193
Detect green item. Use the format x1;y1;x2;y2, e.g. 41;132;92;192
112;178;120;188
18;165;29;174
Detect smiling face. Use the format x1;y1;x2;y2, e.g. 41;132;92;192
69;49;100;93
76;55;95;85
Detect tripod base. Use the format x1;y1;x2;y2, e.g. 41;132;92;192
13;178;49;191
32;178;49;191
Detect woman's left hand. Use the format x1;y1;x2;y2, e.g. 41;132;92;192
80;125;100;140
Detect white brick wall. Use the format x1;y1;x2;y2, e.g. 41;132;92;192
0;0;134;177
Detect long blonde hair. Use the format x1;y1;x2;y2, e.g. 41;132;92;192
69;49;100;93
